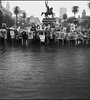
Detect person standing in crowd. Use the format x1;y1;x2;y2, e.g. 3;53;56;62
87;28;90;41
10;29;15;45
18;30;23;45
22;30;28;45
0;29;3;45
36;25;40;44
31;23;37;44
31;23;36;32
45;27;50;44
28;30;33;45
14;29;18;45
49;28;54;44
0;25;7;45
1;28;7;45
7;28;11;45
39;31;45;44
4;29;7;45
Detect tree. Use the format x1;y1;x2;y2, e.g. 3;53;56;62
80;17;90;29
72;6;79;18
67;16;79;26
18;19;31;29
26;17;32;27
22;12;26;27
3;14;15;28
26;17;30;22
63;14;67;21
13;6;20;28
67;17;76;24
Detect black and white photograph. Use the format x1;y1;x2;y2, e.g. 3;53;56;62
0;0;90;99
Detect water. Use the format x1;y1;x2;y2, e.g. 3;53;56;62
0;44;90;99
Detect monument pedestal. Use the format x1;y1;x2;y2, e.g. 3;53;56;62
42;17;56;28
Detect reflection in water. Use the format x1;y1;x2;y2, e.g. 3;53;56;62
0;45;90;99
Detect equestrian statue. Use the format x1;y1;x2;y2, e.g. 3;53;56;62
41;0;55;18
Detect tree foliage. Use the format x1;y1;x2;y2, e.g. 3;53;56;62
18;18;32;29
22;12;26;27
3;14;15;27
72;6;79;17
67;16;78;24
13;6;20;28
80;17;90;29
63;14;67;21
23;12;26;19
14;6;20;16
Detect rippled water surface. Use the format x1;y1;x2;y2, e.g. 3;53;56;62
0;45;90;99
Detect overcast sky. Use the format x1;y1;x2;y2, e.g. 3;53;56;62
2;1;90;21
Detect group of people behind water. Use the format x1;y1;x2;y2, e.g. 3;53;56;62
0;23;90;46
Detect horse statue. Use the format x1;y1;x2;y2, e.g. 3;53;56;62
41;0;55;18
41;8;55;18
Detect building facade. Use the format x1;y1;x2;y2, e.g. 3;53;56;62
60;8;67;19
82;9;86;19
0;1;12;17
29;16;41;25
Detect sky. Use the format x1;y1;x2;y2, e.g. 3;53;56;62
2;0;90;21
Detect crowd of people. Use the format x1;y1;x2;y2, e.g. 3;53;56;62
0;23;90;46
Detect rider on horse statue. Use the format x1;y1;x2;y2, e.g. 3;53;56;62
41;0;55;18
45;0;50;13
